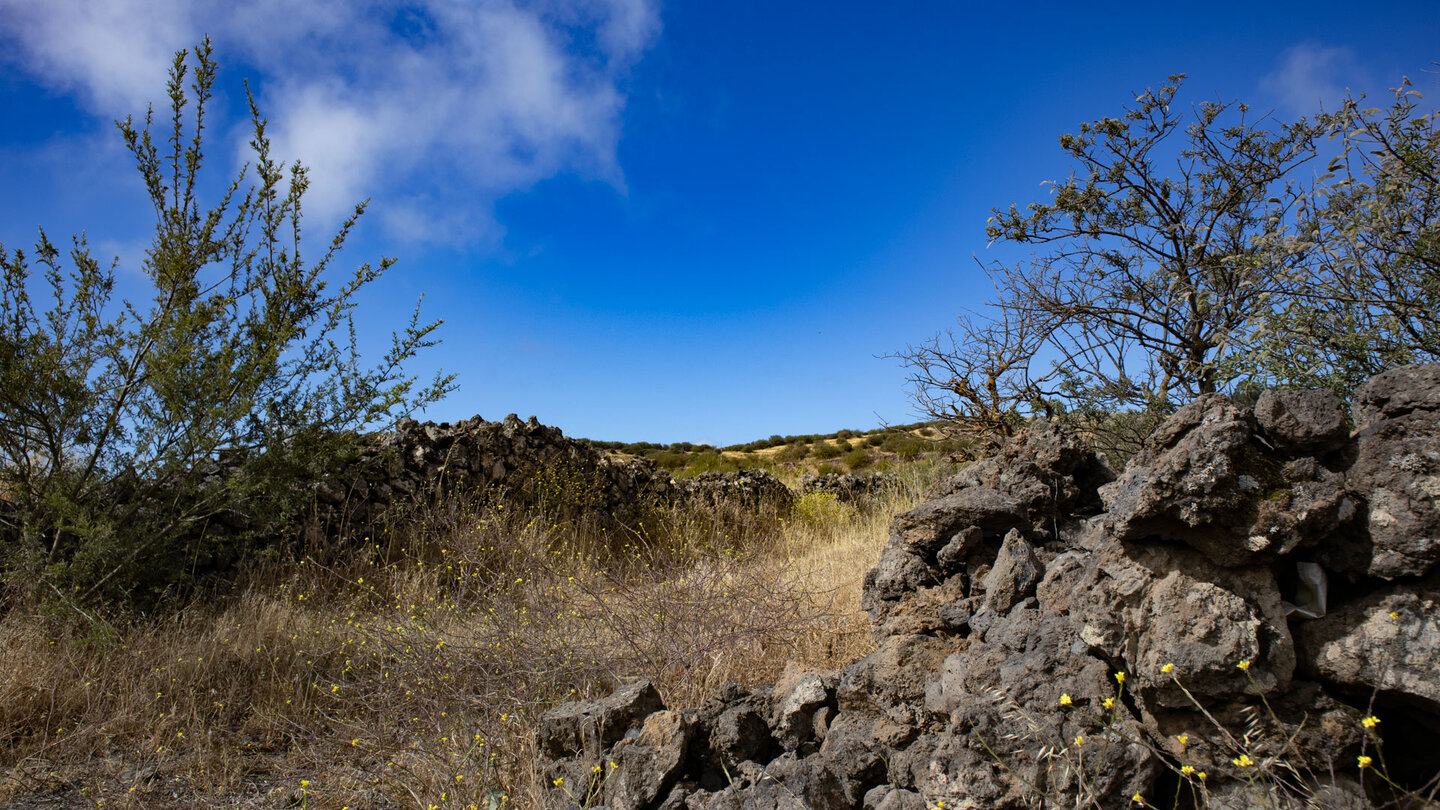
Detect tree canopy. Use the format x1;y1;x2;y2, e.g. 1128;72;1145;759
897;72;1439;458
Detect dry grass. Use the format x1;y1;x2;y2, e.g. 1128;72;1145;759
0;472;934;809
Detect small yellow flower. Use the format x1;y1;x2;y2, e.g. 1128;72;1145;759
1237;660;1251;671
1131;793;1144;804
1103;697;1115;710
1114;672;1126;684
1358;755;1373;768
300;780;311;788
1176;734;1189;746
1389;611;1399;619
552;777;564;787
1232;754;1254;768
1074;734;1085;747
592;764;602;773
1198;771;1207;781
1060;693;1073;706
1181;765;1195;776
351;738;359;746
1362;715;1380;729
1161;662;1174;674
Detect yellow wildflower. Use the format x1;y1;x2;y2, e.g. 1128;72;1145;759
1362;716;1380;729
1161;662;1174;674
1237;660;1251;671
1358;755;1373;768
1059;693;1073;706
1232;754;1254;768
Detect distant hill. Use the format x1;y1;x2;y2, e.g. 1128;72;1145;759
581;422;972;479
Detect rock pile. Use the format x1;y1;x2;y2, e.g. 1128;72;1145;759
677;470;796;512
303;413;681;533
538;365;1440;809
800;472;900;504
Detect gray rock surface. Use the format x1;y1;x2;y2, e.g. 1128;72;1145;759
1341;367;1440;579
540;679;665;760
1255;388;1350;456
1294;573;1440;711
603;711;691;810
982;528;1042;613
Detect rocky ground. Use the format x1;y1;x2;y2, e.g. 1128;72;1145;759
540;365;1440;809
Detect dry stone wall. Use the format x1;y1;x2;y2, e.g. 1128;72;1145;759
799;472;900;504
304;413;678;532
538;365;1440;810
286;414;797;543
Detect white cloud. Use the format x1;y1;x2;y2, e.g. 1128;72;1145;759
0;0;194;113
1259;43;1360;116
0;0;660;244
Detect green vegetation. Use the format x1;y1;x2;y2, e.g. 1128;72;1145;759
844;448;874;471
0;42;452;608
896;72;1438;456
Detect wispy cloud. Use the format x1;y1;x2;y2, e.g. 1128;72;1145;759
0;0;660;245
1258;42;1360;117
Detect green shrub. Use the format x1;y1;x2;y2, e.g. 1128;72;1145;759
680;452;741;477
793;490;852;527
0;41;452;608
775;444;808;463
812;443;842;460
844;449;873;471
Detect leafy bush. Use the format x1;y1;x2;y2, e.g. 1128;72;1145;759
775;444;808;463
680;452;741;477
844;449;873;471
0;42;452;608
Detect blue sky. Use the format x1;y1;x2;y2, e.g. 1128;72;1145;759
1;1;1437;446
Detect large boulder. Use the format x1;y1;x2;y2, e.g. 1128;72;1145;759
1099;395;1271;565
1294;573;1440;712
1040;536;1296;703
539;679;665;761
1339;365;1440;579
1254;388;1350;457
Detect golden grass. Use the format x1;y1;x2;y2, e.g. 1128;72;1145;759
0;475;931;809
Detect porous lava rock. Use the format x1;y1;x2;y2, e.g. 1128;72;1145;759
540;365;1440;810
